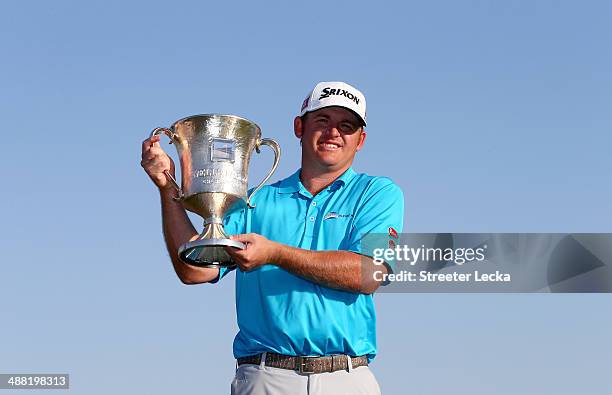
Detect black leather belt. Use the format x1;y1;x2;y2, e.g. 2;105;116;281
237;352;368;374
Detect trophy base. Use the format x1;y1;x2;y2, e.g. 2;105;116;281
178;238;245;268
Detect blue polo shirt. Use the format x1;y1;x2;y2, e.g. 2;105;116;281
216;167;404;361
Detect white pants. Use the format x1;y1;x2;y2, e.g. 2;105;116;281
231;360;381;395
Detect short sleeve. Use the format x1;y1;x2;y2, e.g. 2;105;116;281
347;178;404;273
209;206;246;283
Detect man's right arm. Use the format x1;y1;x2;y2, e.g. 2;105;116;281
159;187;219;284
142;135;219;284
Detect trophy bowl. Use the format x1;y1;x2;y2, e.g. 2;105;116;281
150;114;280;268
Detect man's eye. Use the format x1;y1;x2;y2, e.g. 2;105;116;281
340;123;354;131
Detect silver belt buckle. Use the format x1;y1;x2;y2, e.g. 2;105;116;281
297;356;316;374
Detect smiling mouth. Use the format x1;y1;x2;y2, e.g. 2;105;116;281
318;142;342;150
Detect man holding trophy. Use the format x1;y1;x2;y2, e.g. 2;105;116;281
141;81;404;394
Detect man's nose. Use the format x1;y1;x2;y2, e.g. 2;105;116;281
324;124;341;136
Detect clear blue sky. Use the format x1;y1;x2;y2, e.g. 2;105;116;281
1;1;610;394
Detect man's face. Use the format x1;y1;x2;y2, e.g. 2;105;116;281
294;106;366;172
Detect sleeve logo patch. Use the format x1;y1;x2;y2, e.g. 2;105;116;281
388;227;399;239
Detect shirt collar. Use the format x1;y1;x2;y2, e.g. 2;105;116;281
332;166;356;189
277;167;356;194
277;169;302;194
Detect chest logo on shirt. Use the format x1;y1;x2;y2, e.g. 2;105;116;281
324;212;354;220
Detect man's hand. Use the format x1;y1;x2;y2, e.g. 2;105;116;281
141;135;175;190
225;233;279;272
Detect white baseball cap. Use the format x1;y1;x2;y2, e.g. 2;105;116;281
300;81;367;126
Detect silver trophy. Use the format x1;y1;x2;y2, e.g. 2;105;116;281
151;114;280;268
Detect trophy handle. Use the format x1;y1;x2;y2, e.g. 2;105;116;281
150;127;184;201
247;138;281;208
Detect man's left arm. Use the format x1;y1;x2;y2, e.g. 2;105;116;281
226;235;384;294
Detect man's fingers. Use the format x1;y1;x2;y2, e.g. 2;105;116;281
224;245;238;255
142;139;171;164
229;233;256;244
142;148;163;162
141;136;153;152
225;243;247;256
224;246;248;268
141;135;162;153
150;135;161;149
141;159;168;172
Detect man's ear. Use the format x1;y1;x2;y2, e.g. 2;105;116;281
356;129;367;151
294;116;303;139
